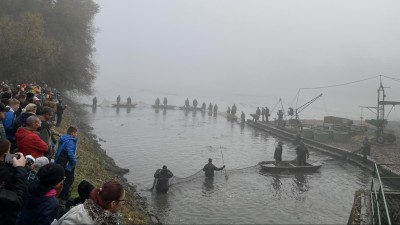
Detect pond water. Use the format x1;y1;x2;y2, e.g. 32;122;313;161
83;97;371;224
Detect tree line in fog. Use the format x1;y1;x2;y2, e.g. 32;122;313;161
0;0;99;94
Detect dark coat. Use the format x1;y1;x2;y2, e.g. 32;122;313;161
16;183;59;225
274;145;283;162
203;163;223;178
154;169;174;193
0;162;27;225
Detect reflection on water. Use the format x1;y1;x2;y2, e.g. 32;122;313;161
85;105;372;224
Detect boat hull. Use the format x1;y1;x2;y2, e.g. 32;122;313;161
152;105;175;109
258;160;321;172
112;104;137;108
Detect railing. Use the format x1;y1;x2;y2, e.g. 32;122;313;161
370;163;400;225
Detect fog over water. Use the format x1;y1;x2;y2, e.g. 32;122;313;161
87;2;400;223
92;0;400;119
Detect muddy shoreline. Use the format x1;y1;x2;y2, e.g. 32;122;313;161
62;96;161;224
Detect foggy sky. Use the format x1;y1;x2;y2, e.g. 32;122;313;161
93;0;400;120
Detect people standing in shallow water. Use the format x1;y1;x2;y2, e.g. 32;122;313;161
193;99;198;108
127;96;131;105
203;158;225;178
231;104;237;115
213;104;218;114
116;95;121;105
163;97;168;106
208;103;213;113
296;142;309;166
92;97;97;108
201;102;206;111
274;142;283;165
185;98;190;108
154;165;174;193
155;97;160;106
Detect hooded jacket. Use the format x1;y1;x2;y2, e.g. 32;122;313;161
16;183;59;225
16;127;48;158
54;134;77;172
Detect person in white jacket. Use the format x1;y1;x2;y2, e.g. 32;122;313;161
53;180;126;225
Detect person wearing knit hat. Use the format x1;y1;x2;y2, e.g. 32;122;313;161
16;163;65;225
27;156;50;185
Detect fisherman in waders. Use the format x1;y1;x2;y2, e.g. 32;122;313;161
261;107;266;122
203;158;225;178
201;102;206;111
155;98;160;106
274;141;283;165
227;107;231;114
361;137;371;162
208;103;213;113
154;165;174;193
231;104;237;115
127;96;132;105
296;142;309;166
193;99;198;108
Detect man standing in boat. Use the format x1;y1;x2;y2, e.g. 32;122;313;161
274;141;283;165
116;95;121;105
185;98;190;108
203;158;225;178
296;142;309;166
163;97;168;106
155;97;160;106
153;165;174;193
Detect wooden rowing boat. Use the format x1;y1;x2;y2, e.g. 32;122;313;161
151;105;176;109
178;106;205;111
112;103;137;108
258;160;321;173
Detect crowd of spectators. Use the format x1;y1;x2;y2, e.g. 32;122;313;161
0;80;125;225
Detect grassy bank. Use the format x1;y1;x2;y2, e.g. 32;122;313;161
54;111;151;224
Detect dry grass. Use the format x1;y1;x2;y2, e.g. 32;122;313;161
54;116;150;225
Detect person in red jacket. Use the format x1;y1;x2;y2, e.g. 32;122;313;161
16;115;48;158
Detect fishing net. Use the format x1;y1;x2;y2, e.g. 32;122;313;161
168;164;260;187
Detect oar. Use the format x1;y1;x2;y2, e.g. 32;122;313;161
220;147;228;180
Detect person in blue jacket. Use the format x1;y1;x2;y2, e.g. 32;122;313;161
54;126;78;200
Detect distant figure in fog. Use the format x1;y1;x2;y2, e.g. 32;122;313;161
231;104;237;115
261;107;266;121
116;95;121;105
92;97;97;108
256;107;261;117
185;98;190;108
208;103;213;113
361;137;371;161
241;112;245;123
227;107;231;114
203;158;225;178
154;165;174;193
163;97;168;106
213;104;218;114
265;107;270;122
127;96;132;105
155;97;160;106
201;102;206;111
193;99;198;108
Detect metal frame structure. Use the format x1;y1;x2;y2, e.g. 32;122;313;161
370;163;400;225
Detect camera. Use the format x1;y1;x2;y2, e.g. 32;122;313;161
4;153;20;164
25;157;34;168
